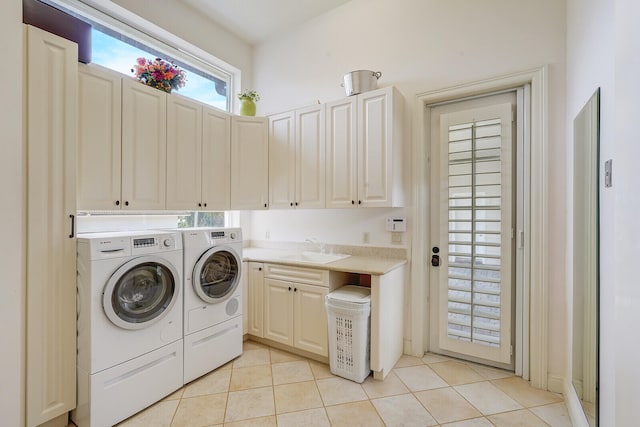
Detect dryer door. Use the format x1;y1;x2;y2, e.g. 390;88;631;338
103;256;180;330
193;246;241;304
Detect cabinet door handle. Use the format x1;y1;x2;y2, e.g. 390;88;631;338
125;201;129;206
290;202;293;207
358;200;362;205
258;267;262;271
198;203;202;207
69;214;75;238
204;203;207;207
288;286;292;291
294;287;297;292
115;200;120;206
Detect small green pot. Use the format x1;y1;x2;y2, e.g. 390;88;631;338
239;98;256;116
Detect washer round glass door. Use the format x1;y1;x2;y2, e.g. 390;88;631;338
193;246;241;303
103;256;180;330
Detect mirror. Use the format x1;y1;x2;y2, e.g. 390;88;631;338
572;88;600;426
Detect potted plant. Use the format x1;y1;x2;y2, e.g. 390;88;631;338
237;89;260;116
131;57;186;93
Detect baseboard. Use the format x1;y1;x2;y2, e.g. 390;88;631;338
564;378;589;427
547;374;564;394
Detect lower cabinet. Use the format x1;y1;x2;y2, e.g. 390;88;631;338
247;262;265;337
258;264;329;357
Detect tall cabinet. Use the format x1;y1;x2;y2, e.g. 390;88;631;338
24;25;77;427
230;116;269;210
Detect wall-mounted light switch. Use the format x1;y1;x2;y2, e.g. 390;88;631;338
604;159;612;188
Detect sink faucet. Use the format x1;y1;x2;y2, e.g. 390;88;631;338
305;237;326;254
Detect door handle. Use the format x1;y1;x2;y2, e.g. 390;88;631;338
69;214;75;238
431;246;440;267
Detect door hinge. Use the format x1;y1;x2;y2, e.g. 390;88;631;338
510;345;513;356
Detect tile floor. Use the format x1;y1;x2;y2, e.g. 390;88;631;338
105;340;572;426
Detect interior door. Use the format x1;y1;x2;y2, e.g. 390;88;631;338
429;95;515;367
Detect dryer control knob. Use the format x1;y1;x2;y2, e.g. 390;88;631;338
163;238;174;248
229;232;237;240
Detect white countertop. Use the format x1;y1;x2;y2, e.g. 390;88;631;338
243;247;407;275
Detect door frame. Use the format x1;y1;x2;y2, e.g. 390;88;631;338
411;66;549;389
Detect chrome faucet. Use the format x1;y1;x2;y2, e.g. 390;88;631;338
305;237;326;254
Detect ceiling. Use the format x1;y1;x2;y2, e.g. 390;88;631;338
179;0;351;45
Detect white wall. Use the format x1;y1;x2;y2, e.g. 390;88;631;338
252;0;567;384
565;0;615;423
0;1;24;425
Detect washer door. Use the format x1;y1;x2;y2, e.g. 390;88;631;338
193;246;241;304
103;256;180;330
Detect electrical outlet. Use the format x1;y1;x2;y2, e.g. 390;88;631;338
363;231;370;244
265;231;270;240
391;232;402;245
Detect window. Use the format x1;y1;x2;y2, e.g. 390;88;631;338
91;27;228;110
178;212;226;228
43;0;238;112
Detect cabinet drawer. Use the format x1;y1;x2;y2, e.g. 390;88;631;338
264;263;329;287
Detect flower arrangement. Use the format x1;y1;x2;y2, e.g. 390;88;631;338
131;57;186;93
237;89;260;102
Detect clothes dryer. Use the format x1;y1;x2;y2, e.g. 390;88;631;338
181;227;243;383
72;231;183;427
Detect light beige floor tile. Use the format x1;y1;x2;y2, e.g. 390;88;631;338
182;369;231;398
393;354;425;368
274;380;323;414
162;387;184;401
225;386;275;423
309;360;334;380
429;361;485;385
233;348;271;368
270;347;303;364
442;417;494;427
414;386;482;424
230;365;273;391
216;360;234;371
271;360;313;385
371;393;438;426
170;393;227;427
325;401;385;427
529;402;573;427
276;408;330;427
454;382;522;415
394;364;449;392
492;376;563;407
487;408;549;426
316;376;368;406
361;371;409;399
466;362;514;380
422;352;453;364
116;400;179;427
242;340;269;351
222;415;277;427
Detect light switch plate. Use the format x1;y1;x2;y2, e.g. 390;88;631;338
604;159;612;187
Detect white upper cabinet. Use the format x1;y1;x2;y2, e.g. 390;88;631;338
231;116;269;210
77;64;122;210
202;106;232;210
326;86;404;208
121;78;168;210
166;95;202;210
269;104;325;209
167;97;231;210
268;111;296;208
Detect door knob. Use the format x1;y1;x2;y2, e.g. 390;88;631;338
431;246;440;267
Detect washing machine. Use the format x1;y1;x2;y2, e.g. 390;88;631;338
181;227;243;383
72;231;184;427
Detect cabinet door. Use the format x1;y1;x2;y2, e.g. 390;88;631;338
296;104;325;209
268;111;296;209
25;25;77;427
326;97;357;208
293;283;329;356
77;64;122;210
202;106;231;210
121;78;167;210
230;116;269;209
263;278;294;346
247;262;265;337
166;95;202;210
358;87;394;207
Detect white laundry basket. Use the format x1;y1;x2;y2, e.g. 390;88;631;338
325;285;371;383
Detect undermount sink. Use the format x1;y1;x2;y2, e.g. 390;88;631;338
279;251;351;264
